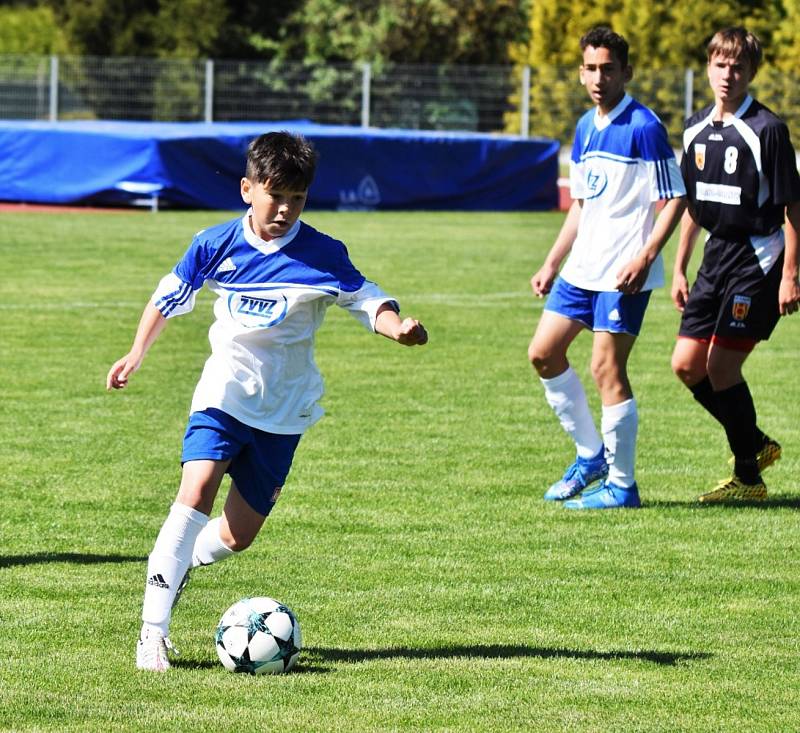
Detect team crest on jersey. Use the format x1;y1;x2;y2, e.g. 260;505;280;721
731;294;751;321
584;167;608;199
694;144;706;171
227;290;288;328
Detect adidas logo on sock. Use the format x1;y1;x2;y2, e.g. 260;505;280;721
147;573;170;589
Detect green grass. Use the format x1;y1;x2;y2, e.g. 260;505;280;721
1;208;799;732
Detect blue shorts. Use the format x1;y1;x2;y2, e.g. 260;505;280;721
182;408;301;517
544;277;651;335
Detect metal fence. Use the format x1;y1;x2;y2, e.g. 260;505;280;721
2;54;800;148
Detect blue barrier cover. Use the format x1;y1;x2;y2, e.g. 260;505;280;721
0;120;558;211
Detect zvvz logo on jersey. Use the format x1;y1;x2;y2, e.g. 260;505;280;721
227;291;288;328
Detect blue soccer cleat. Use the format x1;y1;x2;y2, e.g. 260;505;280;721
544;449;608;501
563;480;641;509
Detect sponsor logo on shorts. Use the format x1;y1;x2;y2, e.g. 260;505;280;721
732;294;751;321
608;308;621;321
270;486;283;503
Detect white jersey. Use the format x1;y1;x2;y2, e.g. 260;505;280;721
561;93;685;291
152;212;396;434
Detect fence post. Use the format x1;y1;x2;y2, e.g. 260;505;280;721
684;68;694;120
361;62;371;128
520;65;530;137
49;55;58;122
205;59;214;123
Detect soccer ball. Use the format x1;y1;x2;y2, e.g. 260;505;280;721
215;596;302;674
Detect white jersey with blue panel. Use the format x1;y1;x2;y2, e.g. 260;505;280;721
560;93;685;292
152;211;397;435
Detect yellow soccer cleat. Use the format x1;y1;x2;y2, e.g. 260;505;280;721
728;436;782;473
698;475;767;504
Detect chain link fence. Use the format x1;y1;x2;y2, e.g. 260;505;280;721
2;54;800;149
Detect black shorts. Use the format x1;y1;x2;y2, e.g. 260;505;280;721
679;236;783;343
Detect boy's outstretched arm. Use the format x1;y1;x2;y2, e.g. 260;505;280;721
106;301;168;390
375;302;428;346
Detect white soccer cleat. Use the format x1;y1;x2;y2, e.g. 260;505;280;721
136;630;178;672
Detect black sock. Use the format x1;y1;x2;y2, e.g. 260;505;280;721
714;381;762;484
689;376;724;424
690;376;765;445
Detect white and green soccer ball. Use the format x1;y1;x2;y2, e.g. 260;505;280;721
215;596;302;674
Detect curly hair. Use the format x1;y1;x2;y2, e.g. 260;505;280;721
580;26;629;68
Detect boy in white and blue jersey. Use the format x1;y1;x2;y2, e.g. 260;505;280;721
107;132;428;671
528;27;686;509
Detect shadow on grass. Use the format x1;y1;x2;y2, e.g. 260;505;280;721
173;658;332;674
0;552;146;569
172;644;706;674
306;644;709;667
646;494;800;510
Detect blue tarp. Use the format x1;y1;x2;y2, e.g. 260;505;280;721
0;120;558;211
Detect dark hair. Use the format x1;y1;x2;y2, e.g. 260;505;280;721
580;26;629;67
245;131;318;190
707;27;762;77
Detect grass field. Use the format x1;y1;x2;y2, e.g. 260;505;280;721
1;208;799;732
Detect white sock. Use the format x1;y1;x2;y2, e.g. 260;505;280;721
141;502;208;636
541;367;603;459
601;398;638;488
192;517;236;568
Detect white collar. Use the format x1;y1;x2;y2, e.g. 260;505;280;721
241;209;301;255
706;94;754;127
594;93;632;131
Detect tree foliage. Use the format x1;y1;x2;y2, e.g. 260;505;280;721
509;0;800;144
0;0;527;65
0;5;66;54
44;0;230;58
255;0;528;66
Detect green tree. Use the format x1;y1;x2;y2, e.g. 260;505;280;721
507;0;784;143
48;0;229;58
261;0;527;66
0;5;66;54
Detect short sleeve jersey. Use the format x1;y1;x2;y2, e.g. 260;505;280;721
682;95;800;237
151;213;396;434
682;95;800;248
561;93;685;291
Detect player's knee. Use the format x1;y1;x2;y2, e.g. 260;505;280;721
218;523;255;552
671;353;699;385
590;353;618;386
528;340;558;377
224;535;252;552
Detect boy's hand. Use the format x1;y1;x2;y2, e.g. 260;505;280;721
530;264;558;297
671;272;690;312
615;252;651;294
779;276;800;316
394;318;428;346
106;354;141;390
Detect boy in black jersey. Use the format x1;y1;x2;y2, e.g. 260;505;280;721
671;27;800;502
